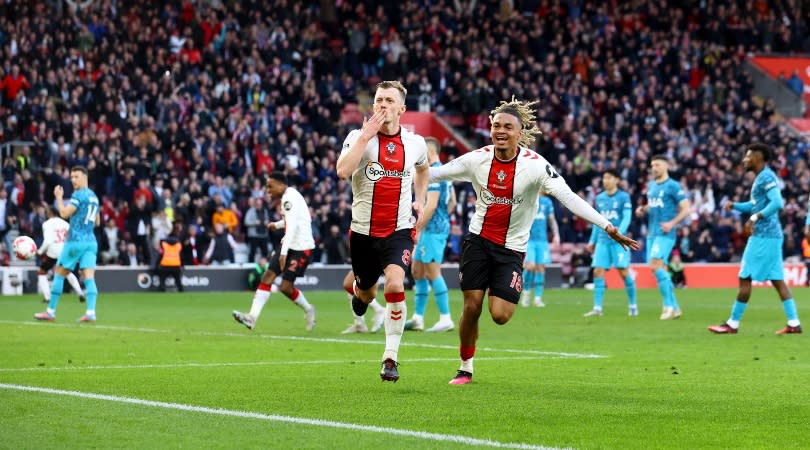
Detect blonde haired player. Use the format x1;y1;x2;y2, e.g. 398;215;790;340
37;205;85;303
429;97;639;384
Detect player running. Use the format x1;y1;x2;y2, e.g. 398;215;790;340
429;97;639;384
232;171;316;331
336;80;429;382
341;269;386;334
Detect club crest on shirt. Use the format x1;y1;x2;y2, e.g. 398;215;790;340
496;170;507;184
386;142;396;154
283;201;292;211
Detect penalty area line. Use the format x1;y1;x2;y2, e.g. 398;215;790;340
0;356;552;373
0;383;567;450
0;320;607;359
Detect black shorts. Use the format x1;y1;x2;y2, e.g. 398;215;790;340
459;233;525;304
269;249;312;282
350;229;414;290
39;255;57;272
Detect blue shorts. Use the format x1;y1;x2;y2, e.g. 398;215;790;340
57;241;98;270
525;240;551;265
739;236;784;281
414;232;448;264
646;236;676;264
592;241;630;269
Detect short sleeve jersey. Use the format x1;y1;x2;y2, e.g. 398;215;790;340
341;128;428;238
646;178;686;239
67;188;99;242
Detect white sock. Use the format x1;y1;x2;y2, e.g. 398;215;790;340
46;307;55;316
249;289;271;319
727;319;740;329
292;289;312;311
66;272;84;297
439;313;452;323
411;313;424;322
460;357;474;373
38;274;50;299
86;309;96;316
788;319;800;327
383;301;406;361
369;299;385;313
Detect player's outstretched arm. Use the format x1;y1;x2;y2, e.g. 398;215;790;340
53;185;77;219
604;224;640;251
545;178;639;251
428;154;473;183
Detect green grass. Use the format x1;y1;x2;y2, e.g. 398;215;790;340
0;287;808;449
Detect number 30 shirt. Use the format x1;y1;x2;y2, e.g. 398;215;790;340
429;145;611;253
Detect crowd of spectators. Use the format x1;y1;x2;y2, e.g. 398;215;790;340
1;0;809;268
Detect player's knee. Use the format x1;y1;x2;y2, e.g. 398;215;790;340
462;301;483;317
279;282;294;298
385;279;405;293
491;311;512;325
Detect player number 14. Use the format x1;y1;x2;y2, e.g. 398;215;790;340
84;204;99;225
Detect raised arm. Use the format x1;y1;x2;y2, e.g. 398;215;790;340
336;112;385;179
53;185;77;219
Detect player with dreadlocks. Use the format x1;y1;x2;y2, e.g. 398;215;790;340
429;97;639;384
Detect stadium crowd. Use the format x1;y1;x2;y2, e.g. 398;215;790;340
1;0;809;268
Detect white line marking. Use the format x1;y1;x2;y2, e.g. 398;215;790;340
0;383;566;450
0;320;606;359
0;356;549;373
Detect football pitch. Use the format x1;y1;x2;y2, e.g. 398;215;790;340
1;288;808;449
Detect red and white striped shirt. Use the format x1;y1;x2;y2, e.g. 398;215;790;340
430;145;611;252
341;128;428;237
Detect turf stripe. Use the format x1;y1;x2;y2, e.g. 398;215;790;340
0;383;567;450
0;356;555;372
0;320;606;359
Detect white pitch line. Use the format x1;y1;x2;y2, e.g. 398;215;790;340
0;383;566;450
0;320;606;359
0;356;549;373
